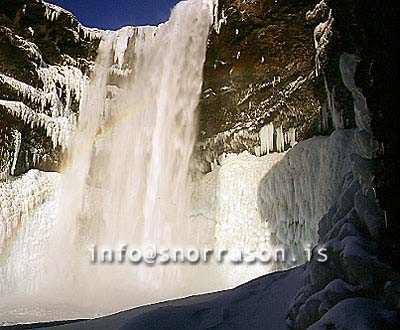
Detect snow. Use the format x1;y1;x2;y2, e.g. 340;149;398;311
286;52;397;329
307;298;398;330
5;266;305;329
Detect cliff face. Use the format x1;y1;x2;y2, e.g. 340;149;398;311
0;0;99;177
200;0;318;136
196;0;326;169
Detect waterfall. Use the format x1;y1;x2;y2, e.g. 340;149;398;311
46;0;214;310
1;0;215;313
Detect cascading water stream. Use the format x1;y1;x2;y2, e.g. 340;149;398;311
42;0;215;310
0;0;217;313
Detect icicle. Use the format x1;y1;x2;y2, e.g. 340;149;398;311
10;130;21;176
259;123;274;155
213;0;227;34
276;125;285;152
324;75;344;129
284;128;297;148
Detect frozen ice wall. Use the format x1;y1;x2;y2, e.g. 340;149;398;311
0;170;60;294
258;130;356;265
191;151;286;287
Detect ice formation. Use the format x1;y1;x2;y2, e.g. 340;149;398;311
1;0;388;325
0;100;74;149
285;52;397;329
37;65;87;118
259;123;274;155
310;2;333;77
258;130;356;264
10;130;21;177
213;0;227;34
258;123;296;156
1;24;90;159
340;53;372;132
0;170;60;262
191;151;286;286
44;2;64;22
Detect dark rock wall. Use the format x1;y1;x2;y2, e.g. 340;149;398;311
196;0;330;169
322;0;399;272
200;0;317;138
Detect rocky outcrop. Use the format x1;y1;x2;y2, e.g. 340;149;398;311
0;0;99;178
196;0;328;170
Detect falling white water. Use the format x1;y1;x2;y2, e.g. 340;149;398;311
0;0;215;315
38;0;215;310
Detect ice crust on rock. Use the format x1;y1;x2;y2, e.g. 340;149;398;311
340;53;372;132
258;130;356;264
0;170;60;259
0;100;74;149
0;24;90;170
37;65;87;118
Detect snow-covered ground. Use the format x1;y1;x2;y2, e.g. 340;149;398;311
0;266;305;329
